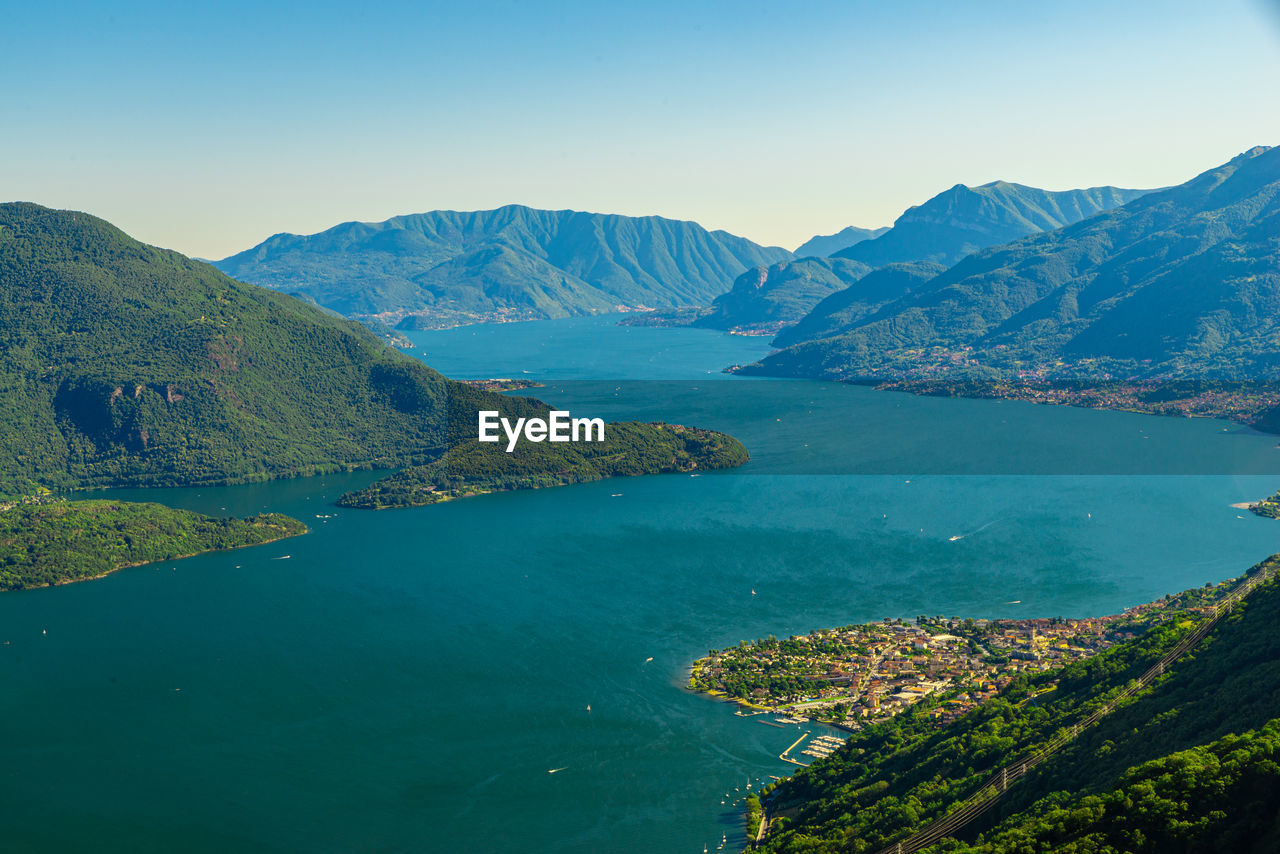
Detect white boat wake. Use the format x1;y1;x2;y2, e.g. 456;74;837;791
947;518;1006;542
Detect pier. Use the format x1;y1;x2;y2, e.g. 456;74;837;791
779;731;811;767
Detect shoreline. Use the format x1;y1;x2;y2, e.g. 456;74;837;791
689;570;1250;730
14;524;308;592
724;367;1280;435
859;379;1280;434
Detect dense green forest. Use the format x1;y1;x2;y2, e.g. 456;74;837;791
337;420;748;509
0;499;305;589
214;204;792;322
0;203;440;491
751;556;1280;853
0;203;619;495
938;722;1280;852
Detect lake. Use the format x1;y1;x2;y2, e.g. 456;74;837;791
4;315;1279;853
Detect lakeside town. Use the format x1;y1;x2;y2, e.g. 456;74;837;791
865;348;1280;425
690;577;1242;736
0;488;60;513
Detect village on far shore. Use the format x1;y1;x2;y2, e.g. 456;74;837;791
690;577;1241;745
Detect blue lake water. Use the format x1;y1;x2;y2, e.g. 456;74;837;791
4;315;1280;853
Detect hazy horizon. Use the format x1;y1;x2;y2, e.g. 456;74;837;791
6;0;1280;258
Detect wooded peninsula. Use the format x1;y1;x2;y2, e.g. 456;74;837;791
0;496;305;590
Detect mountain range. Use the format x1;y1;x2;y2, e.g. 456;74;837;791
743;146;1280;390
0;203;744;499
214;205;793;326
833;181;1151;269
770;261;947;347
691;257;873;334
695;182;1149;333
793;225;888;258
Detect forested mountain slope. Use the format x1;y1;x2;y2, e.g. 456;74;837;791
770;261;946;347
754;556;1280;853
0;204;591;492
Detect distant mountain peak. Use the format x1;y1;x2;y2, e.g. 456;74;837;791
701;180;1150;336
746;145;1280;391
215;206;793;323
793;225;889;258
831;181;1151;269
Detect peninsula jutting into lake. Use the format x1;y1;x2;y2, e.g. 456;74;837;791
690;576;1242;733
0;494;306;590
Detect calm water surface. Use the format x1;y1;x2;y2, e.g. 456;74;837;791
4;316;1280;853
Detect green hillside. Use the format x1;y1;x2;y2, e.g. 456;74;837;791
338;420;748;509
0;202;482;493
832;182;1149;269
771;261;946;347
214;205;793;324
749;556;1280;853
0;498;305;589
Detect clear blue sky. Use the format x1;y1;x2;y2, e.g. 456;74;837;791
5;0;1280;257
